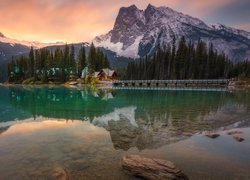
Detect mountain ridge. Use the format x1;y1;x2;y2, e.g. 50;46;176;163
94;4;250;61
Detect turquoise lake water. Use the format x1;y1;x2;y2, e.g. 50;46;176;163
0;85;250;179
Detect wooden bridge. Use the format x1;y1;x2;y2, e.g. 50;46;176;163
112;79;229;87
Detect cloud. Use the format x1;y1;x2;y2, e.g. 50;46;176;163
0;0;248;43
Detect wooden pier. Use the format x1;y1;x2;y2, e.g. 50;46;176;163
113;79;229;88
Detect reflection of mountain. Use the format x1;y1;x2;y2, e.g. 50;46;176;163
91;106;190;150
4;86;250;150
0;126;9;135
99;113;188;151
91;105;250;151
93;106;138;127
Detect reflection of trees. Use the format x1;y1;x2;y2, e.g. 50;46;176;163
120;90;250;131
105;116;188;151
91;90;250;151
8;86;250;125
8;86;116;120
101;105;250;151
7;86;250;150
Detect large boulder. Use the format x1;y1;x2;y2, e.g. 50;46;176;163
121;155;189;180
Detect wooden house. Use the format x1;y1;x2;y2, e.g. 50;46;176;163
94;68;117;81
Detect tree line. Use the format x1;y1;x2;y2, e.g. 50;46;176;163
124;37;250;80
7;43;110;83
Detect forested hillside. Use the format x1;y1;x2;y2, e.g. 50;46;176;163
125;37;250;80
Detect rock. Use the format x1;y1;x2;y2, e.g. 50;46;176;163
205;132;220;139
52;167;70;180
232;135;244;142
121;155;189;180
227;131;244;142
227;131;243;135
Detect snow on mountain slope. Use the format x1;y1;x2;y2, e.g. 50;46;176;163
94;4;250;61
210;23;250;40
95;34;143;58
0;33;65;49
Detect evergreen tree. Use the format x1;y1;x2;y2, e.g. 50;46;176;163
88;43;96;72
77;46;87;77
69;45;76;74
124;38;248;80
29;47;35;77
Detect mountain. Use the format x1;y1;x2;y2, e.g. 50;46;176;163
0;32;66;65
0;33;65;49
0;33;66;82
94;4;250;61
0;34;132;82
44;43;133;68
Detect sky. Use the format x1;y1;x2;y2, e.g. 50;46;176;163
0;0;249;43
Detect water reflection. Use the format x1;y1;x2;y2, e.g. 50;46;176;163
1;85;250;151
0;126;9;135
1;85;250;179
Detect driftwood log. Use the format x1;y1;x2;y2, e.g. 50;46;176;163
121;155;189;180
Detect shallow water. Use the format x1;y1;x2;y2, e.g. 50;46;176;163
0;85;250;179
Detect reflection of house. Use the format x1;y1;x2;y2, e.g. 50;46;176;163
94;68;117;81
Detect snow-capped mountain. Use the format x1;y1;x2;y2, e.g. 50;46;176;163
94;4;250;61
0;32;66;64
0;33;65;49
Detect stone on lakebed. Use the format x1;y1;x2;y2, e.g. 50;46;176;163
232;135;244;142
121;155;189;180
227;131;244;142
227;131;243;135
205;132;220;139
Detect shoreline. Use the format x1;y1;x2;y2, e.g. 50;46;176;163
1;79;250;91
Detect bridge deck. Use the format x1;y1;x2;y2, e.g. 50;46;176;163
112;86;228;92
113;79;229;87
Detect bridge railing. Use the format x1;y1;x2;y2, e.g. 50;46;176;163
113;79;229;84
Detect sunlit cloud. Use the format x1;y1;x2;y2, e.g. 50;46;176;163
0;0;248;43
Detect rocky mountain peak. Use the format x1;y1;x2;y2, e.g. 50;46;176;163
145;3;157;11
110;4;145;47
94;4;250;61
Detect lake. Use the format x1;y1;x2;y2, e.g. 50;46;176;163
0;85;250;179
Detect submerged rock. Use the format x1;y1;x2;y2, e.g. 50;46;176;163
205;132;220;139
232;135;245;142
227;131;243;135
227;131;244;142
121;155;189;180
